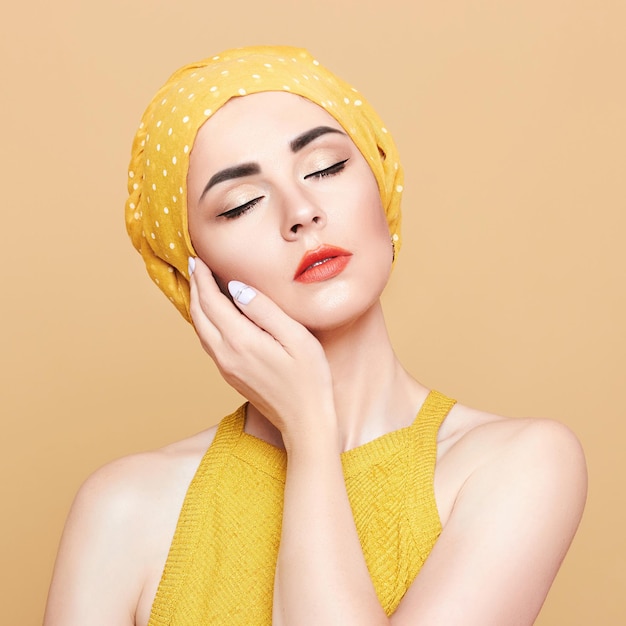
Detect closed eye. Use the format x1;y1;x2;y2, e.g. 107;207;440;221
218;196;264;219
304;158;349;180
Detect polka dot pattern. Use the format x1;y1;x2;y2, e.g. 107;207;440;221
125;46;404;323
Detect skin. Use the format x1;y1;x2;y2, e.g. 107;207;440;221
44;92;587;626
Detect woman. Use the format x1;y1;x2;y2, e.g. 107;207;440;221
44;46;587;626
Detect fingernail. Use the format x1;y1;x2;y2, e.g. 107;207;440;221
188;256;196;276
228;280;257;304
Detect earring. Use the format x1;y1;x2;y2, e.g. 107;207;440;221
391;233;398;261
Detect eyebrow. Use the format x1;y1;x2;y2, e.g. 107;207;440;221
200;163;261;200
289;125;346;152
199;126;346;200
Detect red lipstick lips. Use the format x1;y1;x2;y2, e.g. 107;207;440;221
294;245;353;283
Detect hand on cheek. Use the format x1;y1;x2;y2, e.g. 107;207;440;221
188;257;336;441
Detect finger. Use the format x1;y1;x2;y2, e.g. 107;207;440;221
190;258;273;351
188;267;222;348
227;280;317;356
190;257;251;335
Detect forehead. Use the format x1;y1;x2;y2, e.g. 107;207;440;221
191;91;345;163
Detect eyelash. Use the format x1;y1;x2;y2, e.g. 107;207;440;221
218;196;263;220
304;158;349;180
218;158;350;220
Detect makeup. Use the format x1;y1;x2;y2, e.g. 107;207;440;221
294;245;353;284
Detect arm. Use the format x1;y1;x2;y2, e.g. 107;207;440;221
189;260;388;625
274;416;586;626
43;459;146;626
273;427;389;626
393;417;587;625
189;260;587;626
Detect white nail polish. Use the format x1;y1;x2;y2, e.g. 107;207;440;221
188;256;196;276
228;280;256;304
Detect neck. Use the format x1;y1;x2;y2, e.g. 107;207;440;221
246;300;428;451
316;301;427;450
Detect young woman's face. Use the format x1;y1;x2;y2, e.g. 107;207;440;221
187;91;393;332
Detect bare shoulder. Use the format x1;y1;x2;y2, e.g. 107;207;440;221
71;423;219;534
397;403;587;624
435;402;587;527
44;424;219;626
83;423;218;502
440;399;582;448
442;401;586;474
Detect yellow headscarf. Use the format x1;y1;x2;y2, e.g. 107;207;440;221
125;46;403;323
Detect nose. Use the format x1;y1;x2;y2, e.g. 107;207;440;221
280;186;327;240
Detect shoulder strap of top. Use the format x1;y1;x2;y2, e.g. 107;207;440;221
407;390;456;549
411;389;456;483
148;405;246;626
412;390;456;432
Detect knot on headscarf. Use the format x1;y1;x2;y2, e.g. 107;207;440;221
125;46;403;323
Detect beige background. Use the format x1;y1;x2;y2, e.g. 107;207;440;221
1;1;624;623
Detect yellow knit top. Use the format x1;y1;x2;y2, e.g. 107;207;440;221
148;390;456;625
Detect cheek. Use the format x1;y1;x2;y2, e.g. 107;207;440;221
356;194;394;285
352;163;389;233
198;243;246;291
188;223;239;292
351;178;392;253
196;229;282;296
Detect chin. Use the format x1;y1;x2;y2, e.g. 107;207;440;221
286;271;390;336
303;301;382;337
